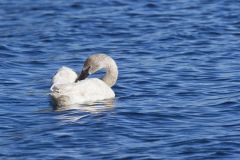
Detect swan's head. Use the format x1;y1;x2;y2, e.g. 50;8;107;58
75;54;118;87
79;57;100;80
76;54;114;79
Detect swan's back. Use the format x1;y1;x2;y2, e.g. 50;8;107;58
52;66;77;85
51;78;115;106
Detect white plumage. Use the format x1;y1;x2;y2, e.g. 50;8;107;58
50;54;118;107
51;78;115;107
50;66;77;90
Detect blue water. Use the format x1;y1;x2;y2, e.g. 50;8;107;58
1;0;240;159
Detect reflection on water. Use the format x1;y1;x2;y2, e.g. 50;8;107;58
53;98;116;113
53;99;116;123
55;113;90;123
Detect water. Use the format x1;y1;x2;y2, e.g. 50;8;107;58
1;0;240;159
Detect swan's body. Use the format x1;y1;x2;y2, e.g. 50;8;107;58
50;54;118;107
51;78;115;106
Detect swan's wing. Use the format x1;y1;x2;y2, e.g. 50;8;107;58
52;66;78;85
50;78;115;106
71;78;115;101
52;78;114;99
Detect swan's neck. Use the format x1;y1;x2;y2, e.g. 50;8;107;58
102;59;118;87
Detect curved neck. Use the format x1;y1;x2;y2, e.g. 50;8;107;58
102;58;118;87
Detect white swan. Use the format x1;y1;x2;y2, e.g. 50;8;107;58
50;54;118;107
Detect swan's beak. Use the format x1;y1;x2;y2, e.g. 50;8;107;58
75;69;89;82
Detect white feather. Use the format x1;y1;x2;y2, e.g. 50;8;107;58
50;78;115;107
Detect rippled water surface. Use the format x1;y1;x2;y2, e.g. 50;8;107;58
1;0;240;159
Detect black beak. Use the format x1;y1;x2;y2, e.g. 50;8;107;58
75;69;89;82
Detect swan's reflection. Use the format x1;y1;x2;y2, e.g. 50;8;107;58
53;99;115;123
53;98;115;113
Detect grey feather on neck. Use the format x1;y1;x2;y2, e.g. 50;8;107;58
101;56;118;87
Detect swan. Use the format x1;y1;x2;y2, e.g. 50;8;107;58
50;54;118;107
